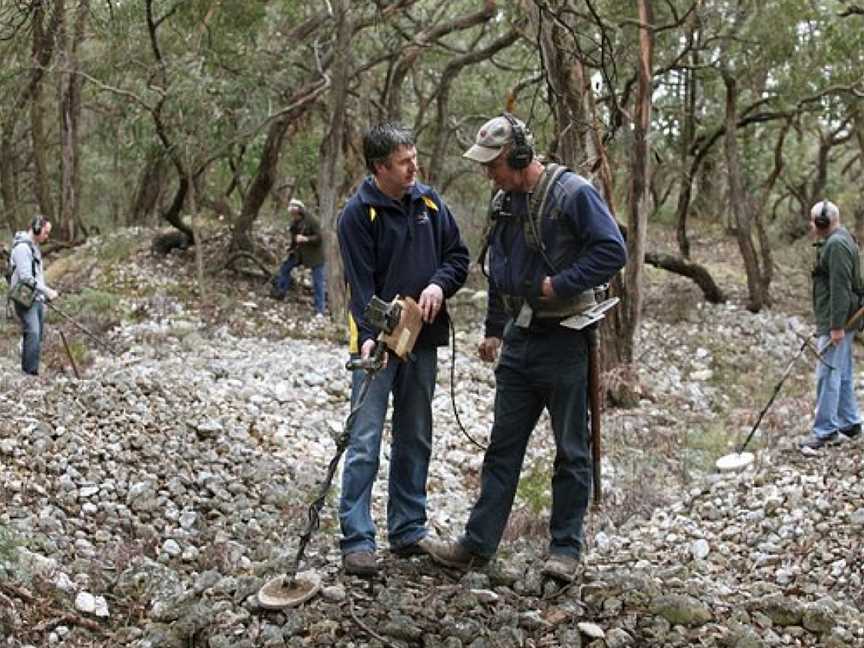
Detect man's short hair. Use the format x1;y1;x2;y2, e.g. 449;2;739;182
362;122;415;175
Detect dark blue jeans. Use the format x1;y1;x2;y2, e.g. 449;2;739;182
461;324;591;559
339;346;437;555
274;257;326;315
14;300;44;375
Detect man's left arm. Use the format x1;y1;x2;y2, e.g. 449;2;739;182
298;217;322;246
428;199;470;298
547;185;627;297
828;242;855;333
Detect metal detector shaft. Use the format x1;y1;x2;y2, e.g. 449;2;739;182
736;336;809;454
283;345;383;586
45;301;119;356
736;305;864;455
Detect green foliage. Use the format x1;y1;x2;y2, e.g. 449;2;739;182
0;524;19;573
515;458;552;516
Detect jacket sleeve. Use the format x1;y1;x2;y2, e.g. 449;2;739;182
827;241;856;330
550;185;627;298
429;198;470;298
337;204;378;348
483;280;508;339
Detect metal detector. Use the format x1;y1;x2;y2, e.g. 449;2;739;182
257;296;422;610
45;300;120;357
715;307;864;472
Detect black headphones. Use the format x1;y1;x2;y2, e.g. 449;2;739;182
502;112;533;170
31;215;47;236
814;200;830;230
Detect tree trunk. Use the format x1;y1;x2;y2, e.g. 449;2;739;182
528;0;592;168
723;72;766;312
230;116;292;253
130;151;168;225
319;0;353;324
58;0;89;241
675;20;699;259
618;0;653;366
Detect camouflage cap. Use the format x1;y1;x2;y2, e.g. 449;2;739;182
462;115;532;163
288;198;305;213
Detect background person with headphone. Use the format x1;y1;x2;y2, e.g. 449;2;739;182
800;200;863;454
423;113;627;582
8;214;59;375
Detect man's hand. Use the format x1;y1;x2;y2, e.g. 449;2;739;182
541;276;556;298
418;283;444;323
361;337;387;369
44;288;59;302
830;328;845;345
295;235;308;244
478;337;501;363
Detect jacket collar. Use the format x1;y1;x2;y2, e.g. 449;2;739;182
357;176;431;209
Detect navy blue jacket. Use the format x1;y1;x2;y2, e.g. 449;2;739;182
485;171;627;337
339;177;470;351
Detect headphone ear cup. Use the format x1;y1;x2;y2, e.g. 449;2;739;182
502;112;533;170
815;202;830;229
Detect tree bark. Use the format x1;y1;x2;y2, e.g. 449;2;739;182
1;1;62;230
723;71;766;312
644;252;726;303
618;0;653;365
319;0;353;323
58;0;90;241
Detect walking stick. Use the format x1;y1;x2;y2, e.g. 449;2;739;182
587;326;603;507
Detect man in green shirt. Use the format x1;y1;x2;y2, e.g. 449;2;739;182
271;199;326;317
800;200;862;454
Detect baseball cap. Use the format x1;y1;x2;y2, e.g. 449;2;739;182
463;115;532;163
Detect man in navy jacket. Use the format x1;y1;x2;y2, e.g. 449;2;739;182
337;122;469;576
425;113;626;582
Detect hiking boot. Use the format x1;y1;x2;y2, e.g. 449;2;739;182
391;535;450;558
799;431;838;456
541;554;581;582
391;536;428;557
343;551;378;576
424;540;487;572
840;423;861;441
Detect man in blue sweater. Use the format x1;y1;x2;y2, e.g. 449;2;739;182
337;122;469;576
425;113;627;582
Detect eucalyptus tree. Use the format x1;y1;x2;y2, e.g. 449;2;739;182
0;0;63;232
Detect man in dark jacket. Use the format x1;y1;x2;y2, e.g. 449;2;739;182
8;215;59;375
799;200;862;454
337;122;469;576
424;113;627;582
271;199;326;317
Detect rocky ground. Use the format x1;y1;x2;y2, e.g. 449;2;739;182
1;227;862;647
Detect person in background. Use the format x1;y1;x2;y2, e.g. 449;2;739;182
336;122;469;576
271;198;326;318
8;215;59;375
424;113;627;581
799;199;862;454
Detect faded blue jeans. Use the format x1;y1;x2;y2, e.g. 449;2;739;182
460;324;591;560
813;332;861;438
274;257;326;315
14;300;45;375
339;346;436;556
